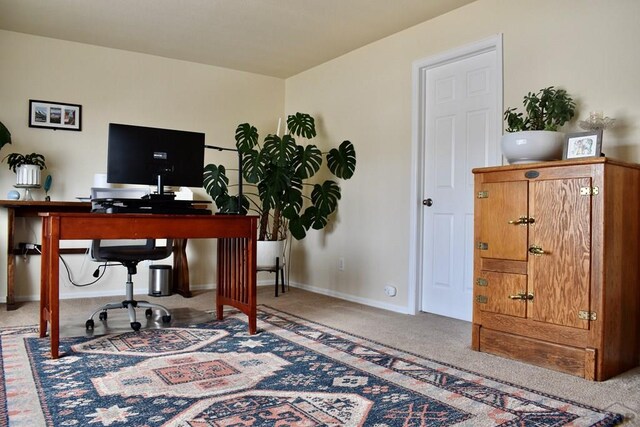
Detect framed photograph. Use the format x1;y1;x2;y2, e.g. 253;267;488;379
563;130;602;159
29;100;82;131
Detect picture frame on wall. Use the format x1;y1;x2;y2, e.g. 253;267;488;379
563;130;602;159
29;100;82;131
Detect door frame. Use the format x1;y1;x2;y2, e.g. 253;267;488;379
407;34;503;315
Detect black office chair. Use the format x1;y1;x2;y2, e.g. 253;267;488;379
85;239;173;331
85;187;172;332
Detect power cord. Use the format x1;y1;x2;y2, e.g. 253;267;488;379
32;245;119;287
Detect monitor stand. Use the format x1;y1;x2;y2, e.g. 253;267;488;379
143;173;176;201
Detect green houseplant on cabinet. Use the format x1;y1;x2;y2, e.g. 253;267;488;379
203;112;356;257
501;86;576;164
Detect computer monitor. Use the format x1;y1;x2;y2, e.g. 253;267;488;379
107;123;205;199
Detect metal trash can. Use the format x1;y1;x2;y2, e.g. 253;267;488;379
149;265;172;297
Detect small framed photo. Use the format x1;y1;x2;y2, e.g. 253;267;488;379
29;100;82;131
563;130;602;159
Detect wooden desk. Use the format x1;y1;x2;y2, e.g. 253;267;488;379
0;200;195;309
0;200;91;309
39;212;257;358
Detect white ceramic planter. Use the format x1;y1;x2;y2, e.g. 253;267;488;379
16;164;41;185
257;240;285;269
500;130;565;164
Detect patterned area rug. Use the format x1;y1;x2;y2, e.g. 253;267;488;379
0;306;623;426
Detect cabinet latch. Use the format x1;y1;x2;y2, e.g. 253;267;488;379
578;310;597;321
580;186;599;196
508;292;534;301
475;295;488;304
476;242;488;250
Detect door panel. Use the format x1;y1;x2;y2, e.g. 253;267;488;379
528;178;591;329
477;181;529;261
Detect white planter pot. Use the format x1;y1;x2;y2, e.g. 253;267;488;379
16;164;41;185
257;240;285;269
500;131;565;164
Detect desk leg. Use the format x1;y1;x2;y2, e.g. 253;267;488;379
216;237;257;334
6;208;16;309
172;239;191;297
39;217;50;338
41;216;61;359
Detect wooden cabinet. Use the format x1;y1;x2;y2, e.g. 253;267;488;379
472;158;640;381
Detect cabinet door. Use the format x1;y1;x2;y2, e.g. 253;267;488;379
477;271;527;318
528;178;591;329
477;181;528;260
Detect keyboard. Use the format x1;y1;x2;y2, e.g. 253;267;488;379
91;198;212;215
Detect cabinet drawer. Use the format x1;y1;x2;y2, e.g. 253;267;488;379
476;271;527;318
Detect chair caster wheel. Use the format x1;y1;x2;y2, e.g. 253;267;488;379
85;319;94;330
99;312;108;321
131;322;141;331
162;315;171;324
145;308;153;318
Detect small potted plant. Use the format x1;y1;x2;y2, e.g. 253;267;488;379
501;86;576;164
3;152;47;186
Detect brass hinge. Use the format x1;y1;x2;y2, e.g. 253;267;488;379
475;295;488;304
580;186;599;196
476;278;488;287
476;242;488;250
578;310;597;321
477;191;489;199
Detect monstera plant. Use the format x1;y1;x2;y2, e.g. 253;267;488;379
0;120;11;152
204;112;356;241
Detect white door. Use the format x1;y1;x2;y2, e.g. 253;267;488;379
419;42;501;321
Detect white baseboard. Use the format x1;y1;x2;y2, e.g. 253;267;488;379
3;281;413;316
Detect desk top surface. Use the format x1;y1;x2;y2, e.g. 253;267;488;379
0;200;91;208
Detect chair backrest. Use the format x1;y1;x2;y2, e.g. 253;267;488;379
90;187;172;263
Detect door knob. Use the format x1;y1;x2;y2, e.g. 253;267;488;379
423;198;433;207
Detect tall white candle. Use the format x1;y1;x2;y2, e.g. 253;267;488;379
276;118;281;136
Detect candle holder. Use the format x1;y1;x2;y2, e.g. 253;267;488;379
579;111;615;131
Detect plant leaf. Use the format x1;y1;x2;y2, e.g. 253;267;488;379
294;144;322;179
311;180;341;216
235;123;259;152
263;134;297;167
203;164;229;203
0;121;11;150
327;140;356;179
288;214;308;240
287;112;316;139
242;148;267;184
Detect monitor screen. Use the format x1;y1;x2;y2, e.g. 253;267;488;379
107;123;205;194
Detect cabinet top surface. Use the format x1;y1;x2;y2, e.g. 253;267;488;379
472;157;640;174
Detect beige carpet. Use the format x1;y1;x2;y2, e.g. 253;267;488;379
2;287;639;425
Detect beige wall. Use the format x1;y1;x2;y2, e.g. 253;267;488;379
285;0;640;312
2;0;640;312
0;30;284;301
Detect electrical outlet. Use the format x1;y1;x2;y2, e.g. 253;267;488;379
384;284;397;297
338;257;345;271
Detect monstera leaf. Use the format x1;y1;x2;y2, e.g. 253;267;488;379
293;144;322;179
311;180;341;215
327;140;356;179
203;164;229;201
287;112;316;139
242;148;267;184
235;123;259;152
263;134;297;167
0;121;11;151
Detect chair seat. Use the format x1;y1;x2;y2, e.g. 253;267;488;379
95;244;173;263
